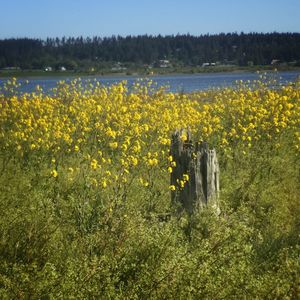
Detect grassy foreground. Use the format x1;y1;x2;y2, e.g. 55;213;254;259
0;76;300;299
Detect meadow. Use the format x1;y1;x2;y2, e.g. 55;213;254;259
0;75;299;299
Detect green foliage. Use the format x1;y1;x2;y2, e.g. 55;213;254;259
0;80;300;298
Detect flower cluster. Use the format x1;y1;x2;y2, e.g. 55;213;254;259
0;76;299;196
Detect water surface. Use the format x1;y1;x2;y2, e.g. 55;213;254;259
1;71;299;94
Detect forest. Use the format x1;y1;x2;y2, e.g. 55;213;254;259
1;32;300;71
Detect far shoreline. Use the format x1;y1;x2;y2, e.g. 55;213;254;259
1;65;300;80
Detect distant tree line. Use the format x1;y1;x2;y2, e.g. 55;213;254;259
0;32;300;70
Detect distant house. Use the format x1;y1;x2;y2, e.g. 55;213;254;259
271;59;280;65
202;62;216;67
159;60;171;68
60;66;66;71
111;62;126;71
44;66;52;72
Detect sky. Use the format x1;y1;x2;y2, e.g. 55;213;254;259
0;0;299;39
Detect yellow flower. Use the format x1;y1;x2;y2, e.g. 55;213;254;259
139;177;149;187
90;159;98;169
221;138;228;145
180;132;188;142
121;143;128;151
130;156;138;166
183;174;189;181
109;142;118;149
169;185;176;191
148;158;158;166
51;170;58;178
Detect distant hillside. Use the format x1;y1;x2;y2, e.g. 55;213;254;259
1;32;300;71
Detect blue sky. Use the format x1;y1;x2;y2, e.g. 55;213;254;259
1;0;299;39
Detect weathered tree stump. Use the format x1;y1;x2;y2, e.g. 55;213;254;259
170;129;220;214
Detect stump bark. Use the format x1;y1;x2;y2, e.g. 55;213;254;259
170;129;220;214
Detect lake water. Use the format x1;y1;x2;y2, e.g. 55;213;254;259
1;71;300;94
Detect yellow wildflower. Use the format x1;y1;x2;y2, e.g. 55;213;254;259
109;142;118;149
51;170;58;178
169;185;176;191
183;174;189;181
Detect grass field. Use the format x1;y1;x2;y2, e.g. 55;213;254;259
0;76;299;298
